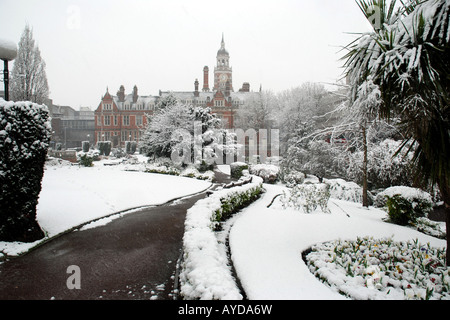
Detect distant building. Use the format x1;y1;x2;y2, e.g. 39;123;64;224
94;35;260;147
47;99;95;149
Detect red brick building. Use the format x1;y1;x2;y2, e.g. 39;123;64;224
94;35;260;147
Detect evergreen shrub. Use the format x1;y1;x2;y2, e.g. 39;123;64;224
230;162;248;179
0;100;51;242
82;141;89;152
98;141;112;156
385;194;433;226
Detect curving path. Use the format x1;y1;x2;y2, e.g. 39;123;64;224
0;170;233;300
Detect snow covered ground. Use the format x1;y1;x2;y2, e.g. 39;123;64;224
0;158;212;257
2;158;447;300
229;184;447;300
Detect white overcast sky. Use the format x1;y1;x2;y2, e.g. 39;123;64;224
0;0;372;110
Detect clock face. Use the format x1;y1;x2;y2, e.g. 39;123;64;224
220;74;227;82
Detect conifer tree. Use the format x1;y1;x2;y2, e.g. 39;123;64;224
10;24;49;104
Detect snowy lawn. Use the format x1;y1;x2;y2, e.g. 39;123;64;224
0;158;212;257
229;184;447;300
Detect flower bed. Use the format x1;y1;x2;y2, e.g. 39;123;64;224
305;236;450;300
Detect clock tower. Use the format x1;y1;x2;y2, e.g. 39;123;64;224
213;34;233;92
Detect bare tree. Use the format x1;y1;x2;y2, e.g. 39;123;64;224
10;24;49;104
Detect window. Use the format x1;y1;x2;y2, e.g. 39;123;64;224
136;115;143;126
103;103;112;110
114;115;118;126
123;115;130;126
104;115;111;126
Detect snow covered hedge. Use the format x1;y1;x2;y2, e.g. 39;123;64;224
375;186;433;224
374;186;433;209
281;183;331;214
180;176;264;300
324;178;366;203
230;162;248;179
143;161;215;182
249;164;279;184
0;99;51;242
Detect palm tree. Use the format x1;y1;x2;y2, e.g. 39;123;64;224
343;0;450;265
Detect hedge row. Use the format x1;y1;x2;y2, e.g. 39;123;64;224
180;176;264;300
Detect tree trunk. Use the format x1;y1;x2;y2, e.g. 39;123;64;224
362;125;369;208
447;205;450;267
437;178;450;267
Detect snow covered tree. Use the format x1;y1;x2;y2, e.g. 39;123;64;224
140;103;193;160
235;90;276;131
155;92;178;110
349;78;383;206
0;100;51;242
278;83;347;182
140;103;232;166
344;0;450;265
10;25;49;104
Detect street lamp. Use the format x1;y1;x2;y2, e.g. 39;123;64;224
0;38;18;101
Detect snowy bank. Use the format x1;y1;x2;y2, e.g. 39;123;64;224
179;176;264;300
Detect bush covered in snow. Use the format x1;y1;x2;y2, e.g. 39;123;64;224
230;162;248;179
180;176;264;300
78;153;94;167
281;170;306;188
142;159;215;182
305;237;450;300
249;164;279;184
374;186;433;209
0;99;51;242
375;186;433;225
180;166;215;182
212;182;264;230
324;178;366;203
281;183;331;214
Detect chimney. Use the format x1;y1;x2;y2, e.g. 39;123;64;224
132;85;138;103
202;66;210;92
239;82;250;92
194;79;199;97
117;85;125;102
